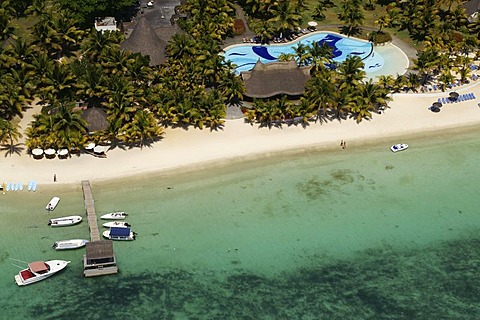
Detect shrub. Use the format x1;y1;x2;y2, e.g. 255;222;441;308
369;31;392;44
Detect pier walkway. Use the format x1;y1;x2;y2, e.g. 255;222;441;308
81;180;100;241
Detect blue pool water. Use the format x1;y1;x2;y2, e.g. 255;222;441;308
223;32;385;75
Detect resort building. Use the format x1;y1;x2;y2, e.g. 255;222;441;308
83;240;118;277
94;17;118;33
241;60;311;99
120;16;167;66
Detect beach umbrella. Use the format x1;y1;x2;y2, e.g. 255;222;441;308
449;92;459;101
44;148;56;156
57;149;69;156
429;106;441;113
308;21;318;27
432;101;442;108
85;142;95;150
31;148;44;156
93;145;106;154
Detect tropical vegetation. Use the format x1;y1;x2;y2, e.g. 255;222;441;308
0;0;479;156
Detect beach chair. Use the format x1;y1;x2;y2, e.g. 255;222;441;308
433;84;438;90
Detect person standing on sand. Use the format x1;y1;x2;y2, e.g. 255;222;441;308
343;141;347;149
53;174;57;182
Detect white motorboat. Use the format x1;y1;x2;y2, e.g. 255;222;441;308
100;211;128;220
103;227;136;241
46;197;60;211
390;143;408;153
53;239;89;250
48;215;82;227
102;221;131;228
14;260;70;286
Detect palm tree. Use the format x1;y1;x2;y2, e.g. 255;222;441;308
0;1;16;42
217;71;245;106
293;42;309;66
352;79;390;122
304;68;336;122
51;101;88;150
0;118;22;155
0;89;27;120
122;109;163;148
338;0;365;36
337;56;366;88
268;1;302;36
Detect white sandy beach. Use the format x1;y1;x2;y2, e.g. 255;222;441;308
2;81;480;186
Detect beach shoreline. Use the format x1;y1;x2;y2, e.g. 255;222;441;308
2;83;480;186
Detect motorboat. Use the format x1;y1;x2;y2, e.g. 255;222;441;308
103;227;136;241
100;211;128;220
53;239;89;250
46;197;60;211
102;221;131;228
390;143;408;153
48;215;82;227
14;260;70;286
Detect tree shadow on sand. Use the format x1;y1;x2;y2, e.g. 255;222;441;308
0;143;25;157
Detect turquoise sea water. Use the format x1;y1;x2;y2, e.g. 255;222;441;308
1;129;480;319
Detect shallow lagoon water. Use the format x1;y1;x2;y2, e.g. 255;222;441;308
1;129;479;319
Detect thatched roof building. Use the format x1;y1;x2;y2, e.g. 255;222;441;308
82;107;108;133
85;240;114;263
241;60;311;98
120;15;167;66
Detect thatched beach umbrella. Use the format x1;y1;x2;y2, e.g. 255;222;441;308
432;101;442;108
57;149;69;158
44;148;56;158
32;148;44;156
82;107;108;133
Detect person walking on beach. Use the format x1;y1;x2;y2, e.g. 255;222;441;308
343;141;347;149
53;174;57;182
340;140;344;149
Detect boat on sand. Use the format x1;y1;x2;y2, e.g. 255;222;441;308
14;260;70;286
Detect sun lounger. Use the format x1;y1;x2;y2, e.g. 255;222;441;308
433;84;438;90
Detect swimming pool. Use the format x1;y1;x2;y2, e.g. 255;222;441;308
223;32;405;76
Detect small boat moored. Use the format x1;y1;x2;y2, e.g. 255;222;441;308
100;211;128;220
14;260;70;286
103;227;136;241
102;221;131;228
53;239;89;250
48;215;82;227
46;197;60;211
390;143;408;153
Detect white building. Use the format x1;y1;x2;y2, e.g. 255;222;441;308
94;17;118;33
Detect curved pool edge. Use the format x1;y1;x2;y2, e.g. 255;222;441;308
222;30;410;79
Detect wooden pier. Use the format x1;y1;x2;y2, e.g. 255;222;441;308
81;180;118;277
81;180;101;241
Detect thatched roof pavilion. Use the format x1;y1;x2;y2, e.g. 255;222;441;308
120;15;167;66
241;60;311;98
85;240;114;263
82;107;108;133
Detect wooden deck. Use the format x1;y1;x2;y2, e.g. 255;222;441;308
81;180;101;242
